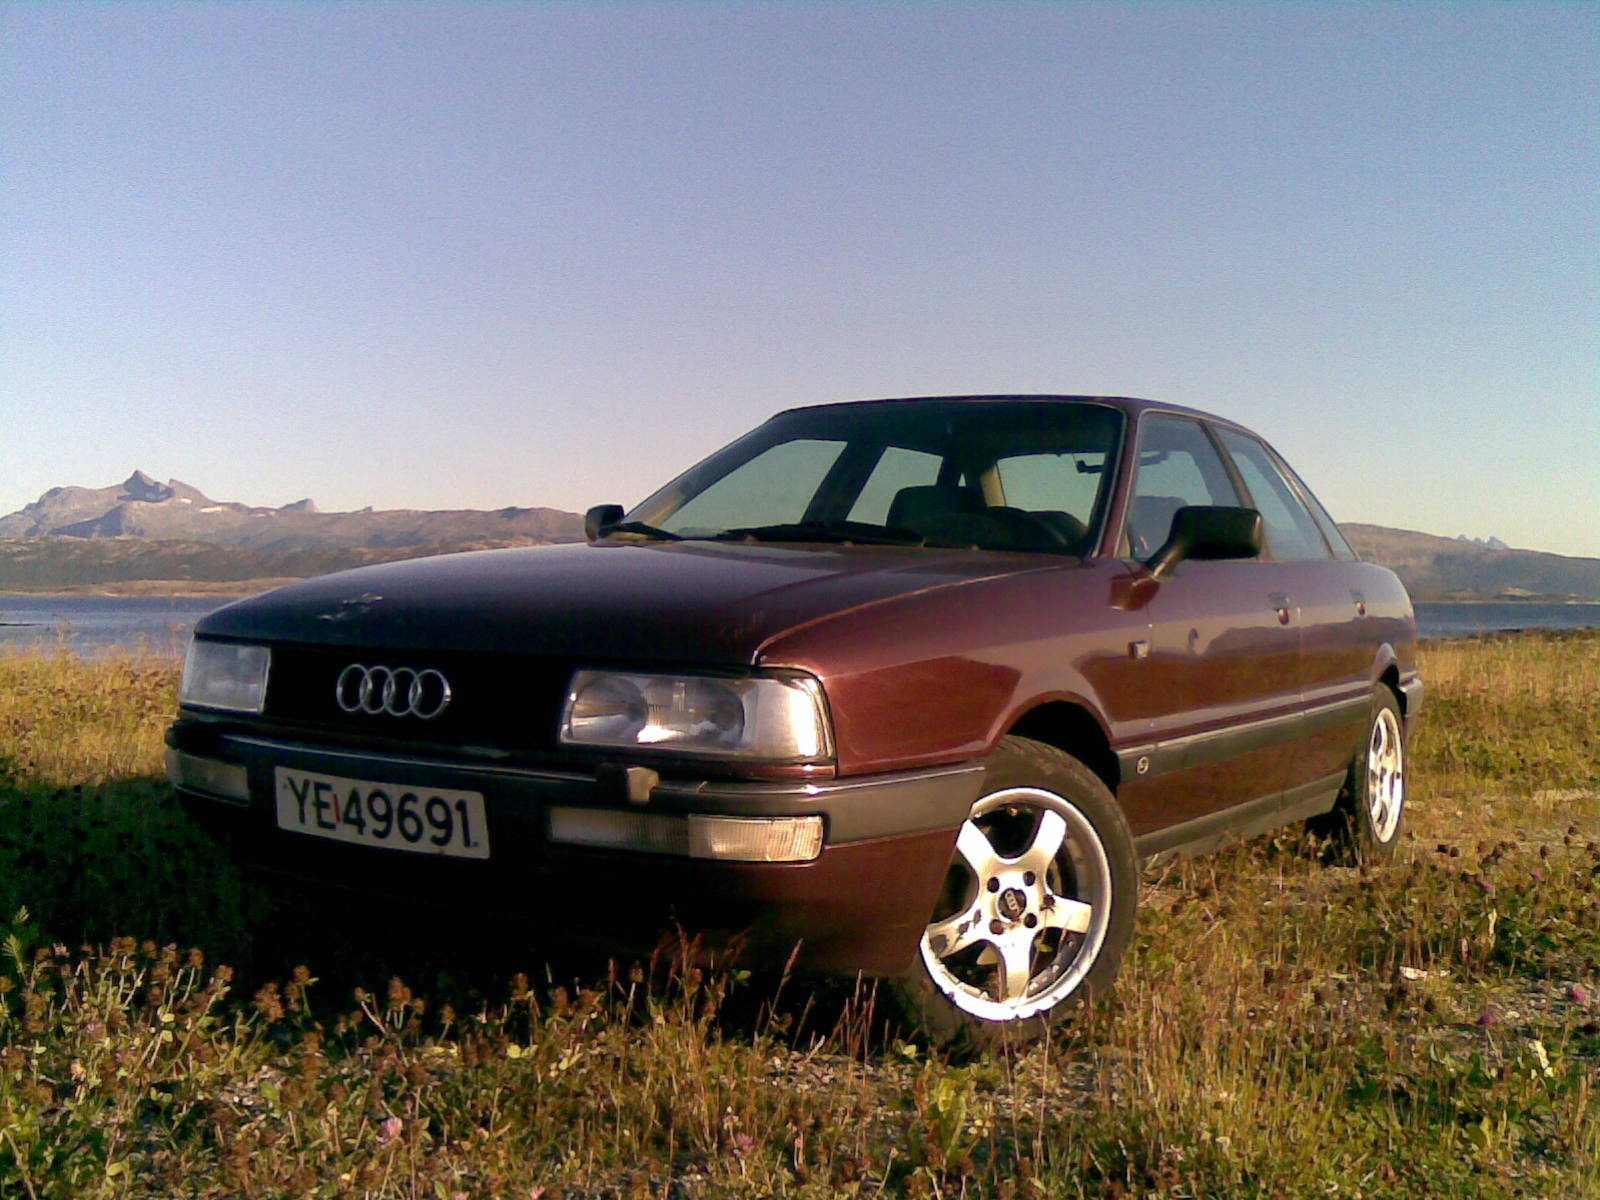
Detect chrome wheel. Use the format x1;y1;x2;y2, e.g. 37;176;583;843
1366;704;1405;844
918;786;1114;1023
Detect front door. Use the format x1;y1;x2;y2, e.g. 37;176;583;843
1115;415;1301;841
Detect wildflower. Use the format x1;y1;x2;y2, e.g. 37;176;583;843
1530;1039;1555;1078
733;1133;757;1159
379;1116;404;1147
1475;1009;1498;1028
1570;983;1591;1006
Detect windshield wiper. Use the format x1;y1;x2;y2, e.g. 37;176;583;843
709;521;925;547
604;521;683;541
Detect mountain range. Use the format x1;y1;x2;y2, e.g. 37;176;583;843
0;471;582;549
1337;525;1600;603
1;472;1597;601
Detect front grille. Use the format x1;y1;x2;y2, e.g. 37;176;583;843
263;645;574;751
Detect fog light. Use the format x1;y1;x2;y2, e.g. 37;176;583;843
546;808;823;862
166;749;250;804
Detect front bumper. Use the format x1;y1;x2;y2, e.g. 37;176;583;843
166;720;983;975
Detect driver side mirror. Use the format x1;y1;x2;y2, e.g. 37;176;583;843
585;504;624;543
1146;506;1262;580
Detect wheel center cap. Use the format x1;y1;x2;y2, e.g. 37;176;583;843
998;887;1028;921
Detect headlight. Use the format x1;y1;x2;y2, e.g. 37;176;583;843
560;670;831;760
180;640;271;714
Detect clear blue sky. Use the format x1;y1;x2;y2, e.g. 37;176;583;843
4;2;1596;556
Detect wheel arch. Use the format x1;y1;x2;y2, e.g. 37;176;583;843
1004;700;1120;795
1370;645;1406;712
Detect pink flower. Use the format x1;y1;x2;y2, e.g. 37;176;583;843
1570;984;1591;1006
379;1116;404;1147
732;1132;757;1158
529;1187;547;1200
1475;1009;1497;1028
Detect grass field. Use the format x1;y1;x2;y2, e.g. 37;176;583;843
1;633;1596;1198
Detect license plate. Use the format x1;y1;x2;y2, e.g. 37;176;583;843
274;768;490;859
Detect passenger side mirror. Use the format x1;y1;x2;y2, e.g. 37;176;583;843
585;504;624;543
1146;506;1262;580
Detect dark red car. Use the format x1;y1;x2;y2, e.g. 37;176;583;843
169;395;1421;1044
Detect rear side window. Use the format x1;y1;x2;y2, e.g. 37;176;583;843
1125;416;1241;558
1214;429;1333;561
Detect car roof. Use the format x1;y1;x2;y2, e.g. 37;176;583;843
775;394;1223;424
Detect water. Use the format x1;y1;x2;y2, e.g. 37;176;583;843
1413;601;1600;640
2;594;1598;657
0;595;236;656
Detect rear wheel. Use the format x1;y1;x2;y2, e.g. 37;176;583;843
888;736;1138;1048
1311;685;1407;863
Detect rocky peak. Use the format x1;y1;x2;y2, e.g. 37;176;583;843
120;470;174;504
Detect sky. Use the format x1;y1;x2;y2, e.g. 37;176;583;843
4;2;1597;557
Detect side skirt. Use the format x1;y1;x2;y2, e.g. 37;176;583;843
1134;771;1345;863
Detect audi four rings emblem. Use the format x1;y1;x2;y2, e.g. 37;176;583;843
335;664;453;720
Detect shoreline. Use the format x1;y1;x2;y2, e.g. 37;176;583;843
0;578;301;598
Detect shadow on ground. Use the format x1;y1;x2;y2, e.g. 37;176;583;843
0;767;881;1047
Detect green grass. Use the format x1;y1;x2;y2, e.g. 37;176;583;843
1;634;1597;1198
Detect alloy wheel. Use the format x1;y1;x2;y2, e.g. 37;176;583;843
1366;705;1405;843
918;786;1113;1023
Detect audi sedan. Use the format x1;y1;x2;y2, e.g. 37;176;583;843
168;395;1421;1045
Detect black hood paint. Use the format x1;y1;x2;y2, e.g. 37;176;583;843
196;540;1054;666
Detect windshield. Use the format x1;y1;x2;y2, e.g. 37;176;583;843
623;399;1124;556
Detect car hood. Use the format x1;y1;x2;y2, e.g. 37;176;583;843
196;540;1059;665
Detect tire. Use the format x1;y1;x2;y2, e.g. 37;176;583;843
886;735;1138;1049
1311;685;1407;864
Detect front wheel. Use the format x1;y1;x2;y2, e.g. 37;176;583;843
887;736;1138;1048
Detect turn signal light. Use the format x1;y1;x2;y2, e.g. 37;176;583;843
546;808;823;863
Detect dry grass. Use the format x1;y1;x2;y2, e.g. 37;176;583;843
1410;629;1600;822
1;633;1596;1198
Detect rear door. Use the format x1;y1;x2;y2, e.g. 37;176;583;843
1213;427;1371;811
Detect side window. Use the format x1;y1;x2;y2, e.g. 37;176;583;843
847;446;944;525
1125;416;1241;558
1214;429;1332;561
1285;462;1357;561
662;439;846;535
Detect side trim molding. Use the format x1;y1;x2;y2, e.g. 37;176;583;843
1116;694;1369;782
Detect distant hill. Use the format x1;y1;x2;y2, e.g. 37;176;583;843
1340;525;1600;602
0;471;583;550
2;472;1597;599
0;535;573;592
0;472;585;591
